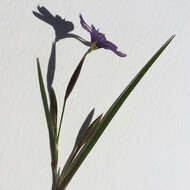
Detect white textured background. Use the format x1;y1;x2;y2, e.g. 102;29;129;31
0;0;189;190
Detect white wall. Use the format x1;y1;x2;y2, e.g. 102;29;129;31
0;0;189;189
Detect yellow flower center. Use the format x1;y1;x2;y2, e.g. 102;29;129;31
88;42;98;53
90;42;98;50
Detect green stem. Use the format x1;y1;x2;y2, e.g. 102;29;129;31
57;98;66;142
57;49;91;143
59;147;79;184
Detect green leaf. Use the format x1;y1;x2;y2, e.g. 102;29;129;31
58;35;175;190
50;87;58;131
64;53;87;101
59;113;103;184
74;108;95;149
37;58;55;138
60;109;95;177
81;113;103;146
58;51;89;142
37;58;55;162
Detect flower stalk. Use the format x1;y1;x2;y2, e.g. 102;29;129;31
57;50;90;143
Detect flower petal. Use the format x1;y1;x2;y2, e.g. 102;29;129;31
100;41;127;57
79;14;91;33
98;40;118;49
90;25;99;42
79;14;127;57
112;50;127;57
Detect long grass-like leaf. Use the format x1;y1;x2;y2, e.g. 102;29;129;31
59;109;94;176
59;113;103;184
50;87;58;131
64;53;87;100
37;58;55;141
74;108;95;149
37;58;57;186
58;35;175;189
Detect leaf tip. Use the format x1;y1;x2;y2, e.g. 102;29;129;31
170;34;176;40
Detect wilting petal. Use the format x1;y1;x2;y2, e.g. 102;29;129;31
79;14;91;33
97;33;106;43
97;40;117;49
98;40;127;57
112;49;127;57
90;25;99;42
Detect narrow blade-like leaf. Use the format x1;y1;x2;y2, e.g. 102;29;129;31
58;35;175;190
59;113;102;184
74;108;95;148
37;58;55;138
80;114;103;147
37;58;56;164
64;53;87;100
58;52;89;140
50;87;58;130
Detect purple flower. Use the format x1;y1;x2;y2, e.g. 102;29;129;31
79;14;126;57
